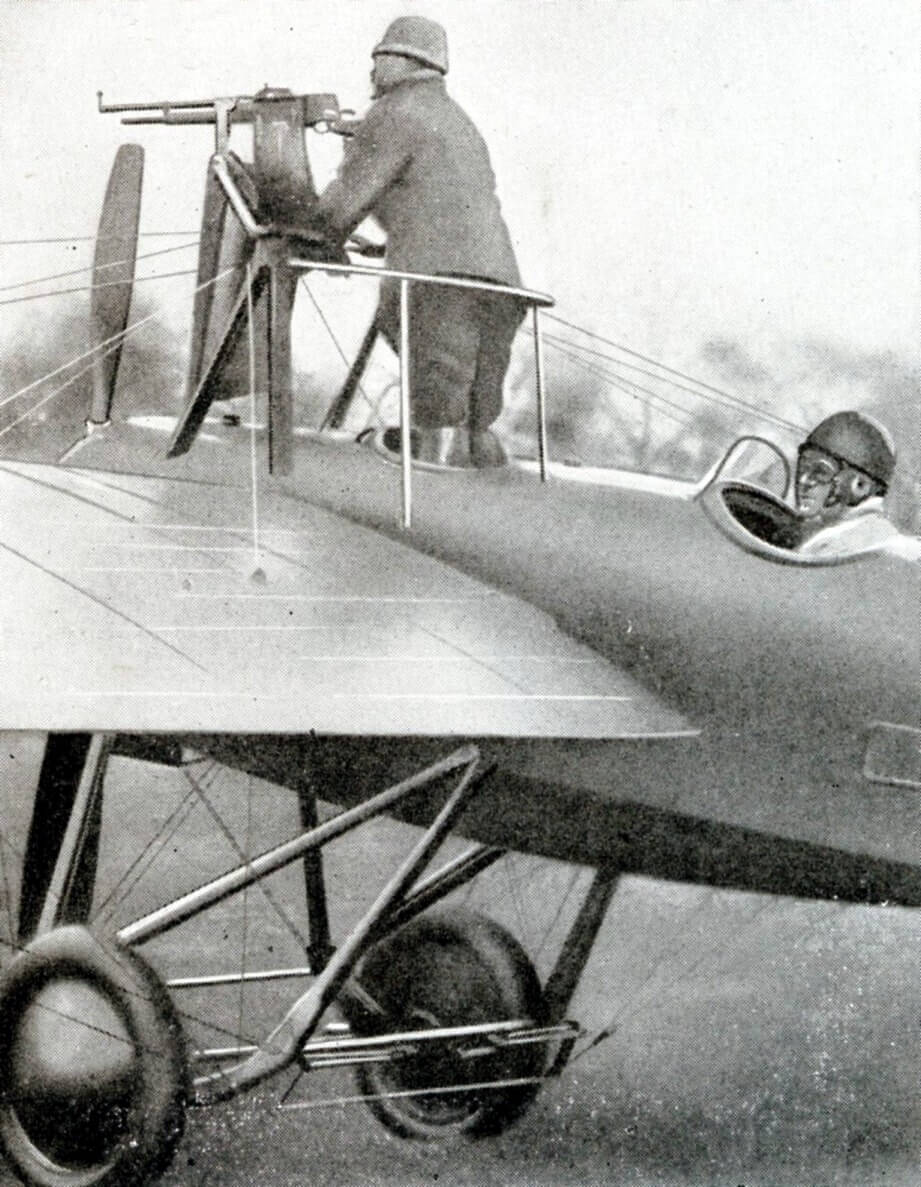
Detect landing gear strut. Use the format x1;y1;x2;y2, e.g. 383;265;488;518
2;735;609;1186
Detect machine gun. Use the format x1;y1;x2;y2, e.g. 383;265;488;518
93;87;357;469
98;87;352;151
93;86;550;502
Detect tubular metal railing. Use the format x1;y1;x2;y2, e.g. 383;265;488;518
210;152;555;529
287;256;555;528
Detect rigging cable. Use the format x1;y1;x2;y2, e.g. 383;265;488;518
541;330;802;434
298;277;379;422
0;267;205;308
0;238;200;295
535;332;697;430
571;891;780;1065
0;264;240;423
544;310;808;434
246;261;262;573
0;231;199;245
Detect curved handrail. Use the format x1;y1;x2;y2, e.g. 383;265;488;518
287;255;554;309
288;261;555;527
213;151;555;307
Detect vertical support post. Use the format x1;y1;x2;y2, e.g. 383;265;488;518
399;277;412;528
267;255;295;475
214;98;235;154
541;864;620;1029
533;305;548;482
299;789;334;972
36;734;114;937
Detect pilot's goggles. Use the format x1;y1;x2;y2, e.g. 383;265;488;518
796;448;842;485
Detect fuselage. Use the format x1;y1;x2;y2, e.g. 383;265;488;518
4;418;919;904
220;432;920;899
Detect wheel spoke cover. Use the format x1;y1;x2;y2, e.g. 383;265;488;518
0;926;187;1187
350;908;545;1140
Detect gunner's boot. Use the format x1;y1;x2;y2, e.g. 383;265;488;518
468;428;507;468
414;426;455;465
444;427;473;468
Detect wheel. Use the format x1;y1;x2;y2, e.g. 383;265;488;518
349;908;546;1140
0;926;187;1187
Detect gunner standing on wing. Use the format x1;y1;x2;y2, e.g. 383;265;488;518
311;15;523;467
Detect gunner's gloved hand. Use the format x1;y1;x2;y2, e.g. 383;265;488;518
346;233;386;258
293;213;348;264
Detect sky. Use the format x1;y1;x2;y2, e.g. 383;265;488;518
1;0;918;385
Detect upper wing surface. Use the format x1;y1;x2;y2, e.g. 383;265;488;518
0;458;695;738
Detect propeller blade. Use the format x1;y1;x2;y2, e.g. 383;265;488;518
89;144;143;424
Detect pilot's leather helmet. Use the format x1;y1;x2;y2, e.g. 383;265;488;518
373;16;449;74
803;411;896;491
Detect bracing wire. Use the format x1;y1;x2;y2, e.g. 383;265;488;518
0;266;203;308
182;764;310;954
539;334;697;431
0;348;126;442
246;261;261;569
571;893;782;1065
298;277;380;422
0;306;164;412
0;264;240;431
543;311;808;435
541;330;801;433
0;231;198;245
92;785;202;928
0;239;200;295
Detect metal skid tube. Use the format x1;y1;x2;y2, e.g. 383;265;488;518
193;1021;579;1074
167;966;314;990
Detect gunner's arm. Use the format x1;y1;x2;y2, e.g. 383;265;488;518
313;103;411;238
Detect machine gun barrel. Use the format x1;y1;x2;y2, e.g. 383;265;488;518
120;112;230;126
97;90;343;128
97;92;217;113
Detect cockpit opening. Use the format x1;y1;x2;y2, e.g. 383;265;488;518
717;483;805;551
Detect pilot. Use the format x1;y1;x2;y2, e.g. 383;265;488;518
311;15;523;467
794;410;900;555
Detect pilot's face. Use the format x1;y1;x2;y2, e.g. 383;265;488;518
795;447;842;517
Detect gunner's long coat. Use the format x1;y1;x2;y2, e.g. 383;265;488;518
315;73;520;286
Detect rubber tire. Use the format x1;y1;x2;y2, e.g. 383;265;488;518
351;908;545;1140
0;926;187;1187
